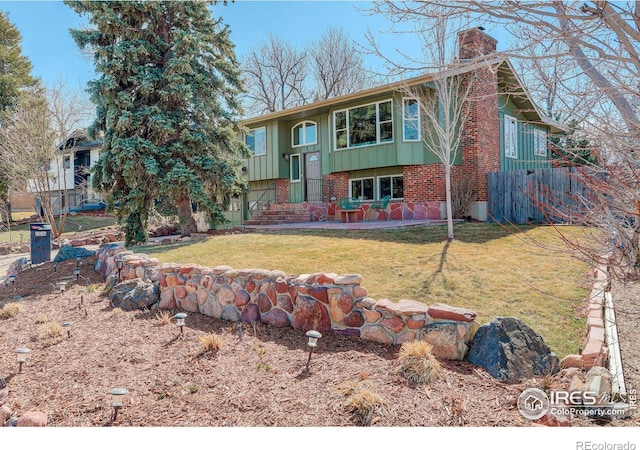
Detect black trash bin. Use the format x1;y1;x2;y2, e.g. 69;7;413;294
30;223;52;264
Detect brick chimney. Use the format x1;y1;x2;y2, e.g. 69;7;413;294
458;27;497;60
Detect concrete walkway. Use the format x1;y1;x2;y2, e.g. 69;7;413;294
242;218;448;231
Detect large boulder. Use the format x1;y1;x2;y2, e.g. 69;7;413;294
466;317;559;381
53;245;96;263
108;279;160;311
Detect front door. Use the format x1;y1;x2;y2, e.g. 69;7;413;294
305;153;321;201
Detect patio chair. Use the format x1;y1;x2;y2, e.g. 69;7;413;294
368;195;391;221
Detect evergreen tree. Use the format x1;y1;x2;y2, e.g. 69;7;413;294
0;11;36;222
66;1;248;245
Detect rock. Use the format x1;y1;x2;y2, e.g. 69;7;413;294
0;388;7;405
221;305;240;322
17;410;48;427
586;366;613;403
261;308;291;328
466;317;559;381
333;274;363;285
422;322;468;360
53;245;96;263
177;292;199;313
234;290;251;308
428;303;477;322
380;316;405;334
343;311;365;328
0;405;11;425
257;292;273;313
309;287;328;304
560;354;584;369
201;294;222;319
159;289;176;309
240;303;260;323
277;295;293;313
292;295;331;332
108;279;160;310
569;373;586;393
218;285;235;305
536;411;571;427
361;324;394;344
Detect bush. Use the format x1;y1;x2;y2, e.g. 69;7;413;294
395;340;442;384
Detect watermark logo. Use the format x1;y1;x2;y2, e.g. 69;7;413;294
517;387;549;420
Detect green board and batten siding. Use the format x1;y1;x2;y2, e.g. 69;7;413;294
499;97;551;171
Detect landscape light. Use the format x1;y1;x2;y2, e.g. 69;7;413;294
76;256;82;268
52;262;57;272
62;321;72;338
172;313;187;337
15;347;31;373
8;275;15;285
58;281;67;294
115;258;124;282
108;388;128;422
305;330;322;372
74;267;80;280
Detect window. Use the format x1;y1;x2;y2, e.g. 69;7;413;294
533;129;547;157
290;154;301;182
63;157;71;169
246;127;266;156
403;98;420;141
292;121;317;147
350;177;374;201
504;115;518;159
379;175;404;200
334;100;393;150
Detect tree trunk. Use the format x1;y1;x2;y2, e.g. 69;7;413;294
445;165;454;242
176;194;197;237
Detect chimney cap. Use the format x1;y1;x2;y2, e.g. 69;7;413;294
478;26;485;31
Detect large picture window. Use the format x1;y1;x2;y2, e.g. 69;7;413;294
533;129;547;157
504;115;518;159
334;100;393;150
246;127;266;156
378;175;404;200
292;121;317;147
403;98;420;141
350;177;374;201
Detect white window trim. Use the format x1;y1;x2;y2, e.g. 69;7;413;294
533;128;547;157
291;121;318;148
402;97;421;142
504;115;518;159
349;176;375;201
290;153;302;183
247;126;266;157
377;175;404;200
333;99;394;151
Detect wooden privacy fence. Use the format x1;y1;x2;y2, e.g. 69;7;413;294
487;167;591;224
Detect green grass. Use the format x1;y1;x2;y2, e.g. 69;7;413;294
136;223;592;357
0;215;117;243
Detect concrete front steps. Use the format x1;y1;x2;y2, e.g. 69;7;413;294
243;209;311;226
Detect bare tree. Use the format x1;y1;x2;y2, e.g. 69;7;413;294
242;33;308;115
0;83;93;238
310;28;372;101
371;1;640;280
401;17;477;241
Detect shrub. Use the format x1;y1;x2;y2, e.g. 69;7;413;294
39;322;63;339
395;340;442;384
199;334;223;355
35;314;50;324
335;381;387;426
1;303;23;318
155;310;172;325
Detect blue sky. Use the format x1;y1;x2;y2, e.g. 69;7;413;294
0;0;509;91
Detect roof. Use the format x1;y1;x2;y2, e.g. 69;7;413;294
241;55;566;133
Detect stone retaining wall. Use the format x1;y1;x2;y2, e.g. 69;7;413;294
271;201;443;222
94;244;479;360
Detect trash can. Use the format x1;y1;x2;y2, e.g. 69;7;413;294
30;223;52;264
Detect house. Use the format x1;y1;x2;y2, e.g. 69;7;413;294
28;129;105;216
237;28;564;226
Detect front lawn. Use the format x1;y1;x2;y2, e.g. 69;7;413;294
137;223;592;358
0;215;118;243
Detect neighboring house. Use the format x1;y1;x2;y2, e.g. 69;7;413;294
238;28;564;226
28;129;105;216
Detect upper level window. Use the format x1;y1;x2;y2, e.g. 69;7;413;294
292;121;317;147
334;99;393;150
504;115;518;159
246;127;266;156
533;129;547;157
403;98;420;141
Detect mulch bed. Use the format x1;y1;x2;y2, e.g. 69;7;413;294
0;256;636;427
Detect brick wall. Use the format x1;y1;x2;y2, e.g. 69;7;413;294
275;178;289;204
323;172;349;200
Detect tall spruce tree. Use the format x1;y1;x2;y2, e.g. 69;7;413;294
0;11;36;222
66;1;248;245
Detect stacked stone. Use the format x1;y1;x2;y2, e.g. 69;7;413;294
94;244;160;284
561;266;609;370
